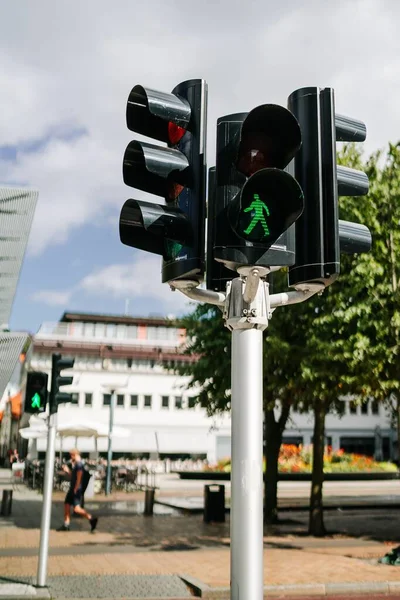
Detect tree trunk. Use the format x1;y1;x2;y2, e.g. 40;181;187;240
264;403;290;524
397;396;400;466
309;398;327;536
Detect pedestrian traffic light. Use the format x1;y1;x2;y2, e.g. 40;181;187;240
50;354;75;415
24;372;48;414
120;79;208;285
206;167;237;291
287;87;371;289
211;106;304;274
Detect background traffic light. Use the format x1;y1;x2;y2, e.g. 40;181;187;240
24;372;48;414
120;79;208;285
211;105;304;275
287;87;371;289
49;354;75;415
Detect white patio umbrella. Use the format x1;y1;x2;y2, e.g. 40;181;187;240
20;420;130;457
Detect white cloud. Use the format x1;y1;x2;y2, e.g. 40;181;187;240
32;254;192;312
1;0;400;258
31;289;73;307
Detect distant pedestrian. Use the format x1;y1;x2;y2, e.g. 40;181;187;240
57;449;98;532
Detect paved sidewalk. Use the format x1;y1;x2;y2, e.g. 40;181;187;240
2;469;400;598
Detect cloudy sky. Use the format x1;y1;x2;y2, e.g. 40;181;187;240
1;0;399;334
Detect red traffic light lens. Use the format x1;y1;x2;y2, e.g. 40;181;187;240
168;122;186;145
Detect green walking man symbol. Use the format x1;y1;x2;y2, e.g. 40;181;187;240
243;193;270;238
31;393;41;409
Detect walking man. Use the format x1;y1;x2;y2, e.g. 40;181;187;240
57;449;98;532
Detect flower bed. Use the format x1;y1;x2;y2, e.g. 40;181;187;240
205;444;398;474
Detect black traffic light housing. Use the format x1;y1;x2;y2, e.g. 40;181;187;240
288;87;371;289
50;353;76;415
211;105;304;274
120;79;208;285
24;372;48;414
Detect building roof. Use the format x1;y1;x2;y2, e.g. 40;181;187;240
60;312;178;327
0;187;38;328
0;332;29;402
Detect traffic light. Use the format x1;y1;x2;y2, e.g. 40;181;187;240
50;354;75;415
287;87;371;289
120;79;208;285
211;106;304;274
206;167;237;292
24;372;48;414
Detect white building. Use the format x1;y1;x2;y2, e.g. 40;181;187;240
29;311;396;463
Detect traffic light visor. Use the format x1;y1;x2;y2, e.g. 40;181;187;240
126;85;191;143
238;105;302;173
123;141;189;199
119;199;192;257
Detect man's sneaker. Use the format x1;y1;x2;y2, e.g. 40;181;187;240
56;524;70;531
89;517;98;532
379;549;399;565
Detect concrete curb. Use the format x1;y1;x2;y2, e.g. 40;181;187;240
0;583;50;599
2;578;400;599
180;574;400;597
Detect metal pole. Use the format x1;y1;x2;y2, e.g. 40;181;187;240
230;328;264;600
37;413;57;587
105;390;115;496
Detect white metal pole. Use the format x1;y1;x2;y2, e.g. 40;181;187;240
37;413;57;587
230;328;264;600
105;390;115;496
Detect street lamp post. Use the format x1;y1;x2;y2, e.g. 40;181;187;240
105;389;116;496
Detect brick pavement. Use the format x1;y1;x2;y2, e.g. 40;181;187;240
2;470;400;595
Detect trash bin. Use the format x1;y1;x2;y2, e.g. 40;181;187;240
144;488;155;516
1;490;13;516
204;484;225;523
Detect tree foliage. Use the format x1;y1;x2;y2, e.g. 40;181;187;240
175;141;400;533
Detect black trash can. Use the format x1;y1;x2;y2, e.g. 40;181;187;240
144;488;155;516
1;490;13;516
204;484;225;523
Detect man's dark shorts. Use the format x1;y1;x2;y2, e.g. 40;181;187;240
65;489;82;507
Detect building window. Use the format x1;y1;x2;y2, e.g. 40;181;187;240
162;396;169;409
361;401;368;415
85;393;92;406
94;323;106;338
106;324;116;338
130;395;138;408
127;358;133;368
349;400;357;414
188;397;196;409
103;394;111;406
371;399;379;415
84;322;95;337
144;395;152;408
71;393;79;404
116;325;127;339
117;394;125;407
126;325;138;338
175;396;183;410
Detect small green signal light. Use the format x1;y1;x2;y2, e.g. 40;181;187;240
242;193;271;240
31;393;41;409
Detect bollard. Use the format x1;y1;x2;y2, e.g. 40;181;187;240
1;490;13;516
144;488;155;516
204;484;225;523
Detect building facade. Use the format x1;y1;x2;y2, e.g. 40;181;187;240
29;311;396;462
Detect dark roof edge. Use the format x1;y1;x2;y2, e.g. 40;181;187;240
60;312;180;327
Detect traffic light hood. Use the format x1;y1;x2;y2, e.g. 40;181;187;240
123;141;190;199
127;84;191;144
238;104;302;172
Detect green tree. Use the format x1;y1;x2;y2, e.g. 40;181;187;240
175;273;306;524
303;142;400;535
